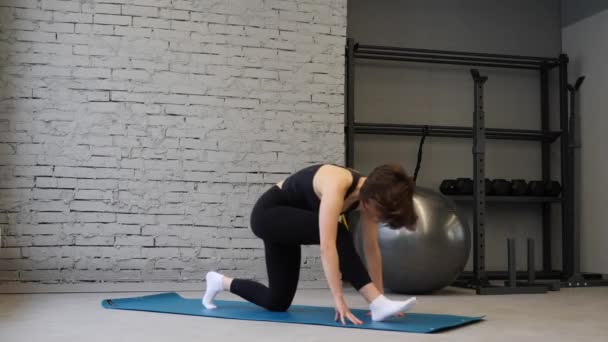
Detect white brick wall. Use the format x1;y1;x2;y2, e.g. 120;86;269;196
0;0;346;289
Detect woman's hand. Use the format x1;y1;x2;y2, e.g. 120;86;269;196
334;296;363;325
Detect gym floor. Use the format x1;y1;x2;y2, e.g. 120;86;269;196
1;286;606;342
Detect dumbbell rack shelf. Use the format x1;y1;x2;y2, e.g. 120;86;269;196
345;38;608;294
449;196;561;203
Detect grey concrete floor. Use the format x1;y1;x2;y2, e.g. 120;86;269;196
1;286;607;342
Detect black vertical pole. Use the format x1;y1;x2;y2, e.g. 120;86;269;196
540;65;552;273
558;54;573;280
568;86;579;279
566;76;585;283
471;70;488;286
345;38;356;168
508;239;516;288
528;239;536;283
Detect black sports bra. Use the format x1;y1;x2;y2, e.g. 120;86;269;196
280;164;361;214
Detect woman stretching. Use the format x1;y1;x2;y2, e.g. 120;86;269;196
203;163;418;324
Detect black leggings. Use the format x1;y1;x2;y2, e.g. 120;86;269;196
230;185;372;312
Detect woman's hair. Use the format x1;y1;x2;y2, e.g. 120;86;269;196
359;163;418;230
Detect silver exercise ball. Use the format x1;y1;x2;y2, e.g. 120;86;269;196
353;187;470;294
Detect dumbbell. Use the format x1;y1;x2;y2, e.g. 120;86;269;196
485;178;493;195
440;179;457;195
545;181;561;197
440;179;472;195
528;180;562;197
492;179;512;196
455;178;473;195
511;179;528;196
528;181;545;196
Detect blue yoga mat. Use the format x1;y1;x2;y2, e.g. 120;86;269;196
102;292;483;333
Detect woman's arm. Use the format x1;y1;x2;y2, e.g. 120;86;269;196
316;165;362;324
315;165;351;302
318;187;347;302
361;212;383;293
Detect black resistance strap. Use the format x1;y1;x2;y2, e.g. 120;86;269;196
413;125;429;182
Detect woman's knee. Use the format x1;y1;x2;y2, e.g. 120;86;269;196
264;296;292;312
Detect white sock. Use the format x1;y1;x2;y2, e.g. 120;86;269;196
369;295;417;322
202;271;224;309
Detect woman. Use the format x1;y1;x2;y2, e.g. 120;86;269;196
203;163;418;324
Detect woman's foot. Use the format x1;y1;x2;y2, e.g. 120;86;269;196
369;295;417;321
202;271;225;309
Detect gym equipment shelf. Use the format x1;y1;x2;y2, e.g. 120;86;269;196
354;44;560;70
345;38;607;295
353;123;562;142
448;196;562;203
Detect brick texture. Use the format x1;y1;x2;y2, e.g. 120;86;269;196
0;0;346;287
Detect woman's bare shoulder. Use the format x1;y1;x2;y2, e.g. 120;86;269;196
314;164;353;193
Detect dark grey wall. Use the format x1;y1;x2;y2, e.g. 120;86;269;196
562;0;608;27
347;0;563;271
349;0;561;56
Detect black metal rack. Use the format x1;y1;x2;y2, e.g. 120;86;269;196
344;38;608;294
355;123;562;142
